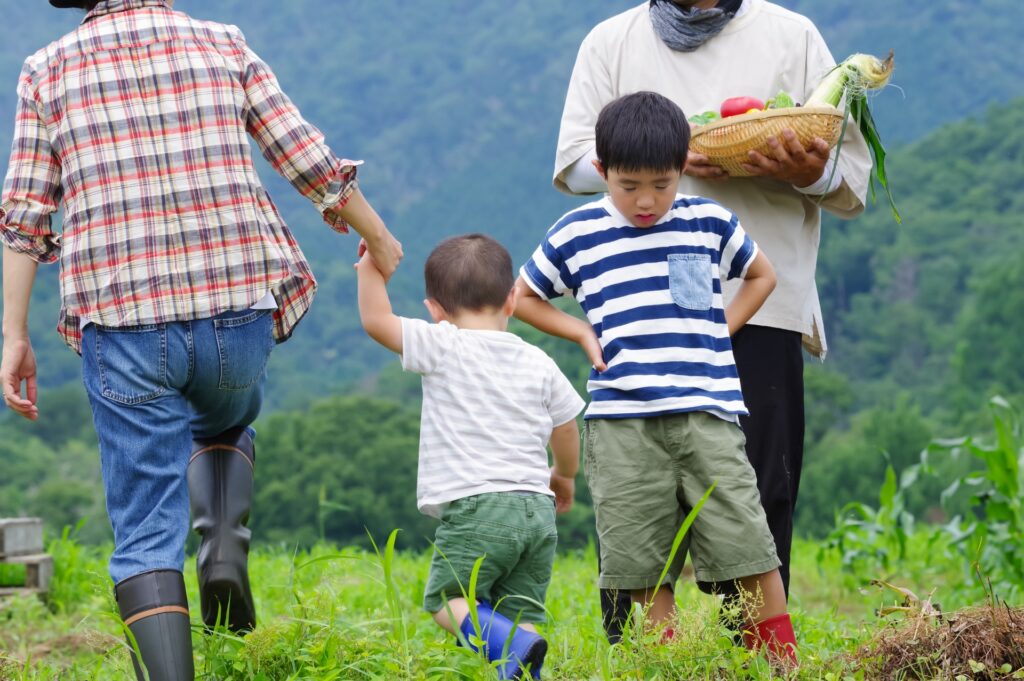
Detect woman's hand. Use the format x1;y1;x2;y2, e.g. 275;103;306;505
1;336;39;421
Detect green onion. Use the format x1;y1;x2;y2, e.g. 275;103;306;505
808;51;900;223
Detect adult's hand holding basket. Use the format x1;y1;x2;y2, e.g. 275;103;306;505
689;106;844;177
689;50;901;223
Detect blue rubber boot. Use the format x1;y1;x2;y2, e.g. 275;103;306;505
458;602;547;679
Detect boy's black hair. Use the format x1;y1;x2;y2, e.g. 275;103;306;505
595;91;691;174
424;234;514;314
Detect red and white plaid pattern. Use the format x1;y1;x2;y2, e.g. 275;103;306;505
0;0;358;353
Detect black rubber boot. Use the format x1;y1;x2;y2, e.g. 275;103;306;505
598;544;632;643
115;570;195;681
188;426;256;632
600;587;633;644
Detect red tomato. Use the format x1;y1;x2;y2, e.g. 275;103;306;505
720;96;766;118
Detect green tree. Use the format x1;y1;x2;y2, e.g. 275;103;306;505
252;396;430;548
798;395;933;536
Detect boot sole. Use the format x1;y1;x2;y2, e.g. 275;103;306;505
200;563;255;633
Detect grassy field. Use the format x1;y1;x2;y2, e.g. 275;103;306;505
0;528;1016;680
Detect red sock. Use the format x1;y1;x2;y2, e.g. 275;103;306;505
742;613;798;664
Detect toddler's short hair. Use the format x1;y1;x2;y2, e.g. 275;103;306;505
425;234;514;314
595;91;691;174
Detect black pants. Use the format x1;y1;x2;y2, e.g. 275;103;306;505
598;325;805;640
731;324;805;595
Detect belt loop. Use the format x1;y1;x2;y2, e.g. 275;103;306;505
466;495;478;513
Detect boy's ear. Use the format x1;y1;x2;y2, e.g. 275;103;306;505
592;158;607;180
501;286;520;317
423;298;448;323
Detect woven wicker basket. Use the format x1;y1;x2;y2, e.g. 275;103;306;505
690;106;845;176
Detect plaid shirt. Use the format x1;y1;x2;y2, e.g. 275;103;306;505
0;0;358;353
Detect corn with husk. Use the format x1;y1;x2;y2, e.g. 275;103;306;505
808;50;900;223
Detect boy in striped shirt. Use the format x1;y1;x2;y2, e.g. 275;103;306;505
516;92;797;663
357;233;584;679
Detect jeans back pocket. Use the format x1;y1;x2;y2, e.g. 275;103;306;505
95;325;168;405
668;253;713;311
214;309;275;390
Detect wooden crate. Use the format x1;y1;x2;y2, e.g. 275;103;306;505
0;554;53;597
0;518;51;597
0;518;44;558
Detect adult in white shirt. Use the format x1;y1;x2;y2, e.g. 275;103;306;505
554;0;872;639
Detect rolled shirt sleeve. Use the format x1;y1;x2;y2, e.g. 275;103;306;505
235;30;360;233
801;26;872;218
719;215;759;281
553;30;616;195
0;67;63;264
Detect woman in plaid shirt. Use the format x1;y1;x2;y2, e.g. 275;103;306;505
0;1;402;678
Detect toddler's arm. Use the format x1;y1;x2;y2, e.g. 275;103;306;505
548;419;580;514
725;251;777;336
514;278;607;372
356;250;403;354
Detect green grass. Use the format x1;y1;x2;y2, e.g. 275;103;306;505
0;530;1009;680
0;565;27;588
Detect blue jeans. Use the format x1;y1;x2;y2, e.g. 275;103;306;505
81;309;274;584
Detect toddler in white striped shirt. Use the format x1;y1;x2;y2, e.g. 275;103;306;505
356;233;584;680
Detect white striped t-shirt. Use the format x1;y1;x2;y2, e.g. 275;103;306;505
521;194;758;420
401;318;585;518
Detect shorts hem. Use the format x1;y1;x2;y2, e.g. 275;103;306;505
694;556;781;585
598;571;678;591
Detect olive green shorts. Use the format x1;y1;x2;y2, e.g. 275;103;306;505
423;492;557;624
584;412;780;591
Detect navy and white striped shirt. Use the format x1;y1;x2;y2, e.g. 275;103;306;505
521;195;758;420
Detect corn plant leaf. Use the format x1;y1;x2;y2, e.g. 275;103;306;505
850;94;901;223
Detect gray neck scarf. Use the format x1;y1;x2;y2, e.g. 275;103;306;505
649;0;741;53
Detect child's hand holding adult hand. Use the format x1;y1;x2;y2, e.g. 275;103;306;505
354;239;372;270
549;468;575;514
333;187;403;279
355;238;388;274
364;230;403;281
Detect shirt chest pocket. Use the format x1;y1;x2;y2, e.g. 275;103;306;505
668;253;713;311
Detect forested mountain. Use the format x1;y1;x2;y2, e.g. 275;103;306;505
0;1;1022;544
